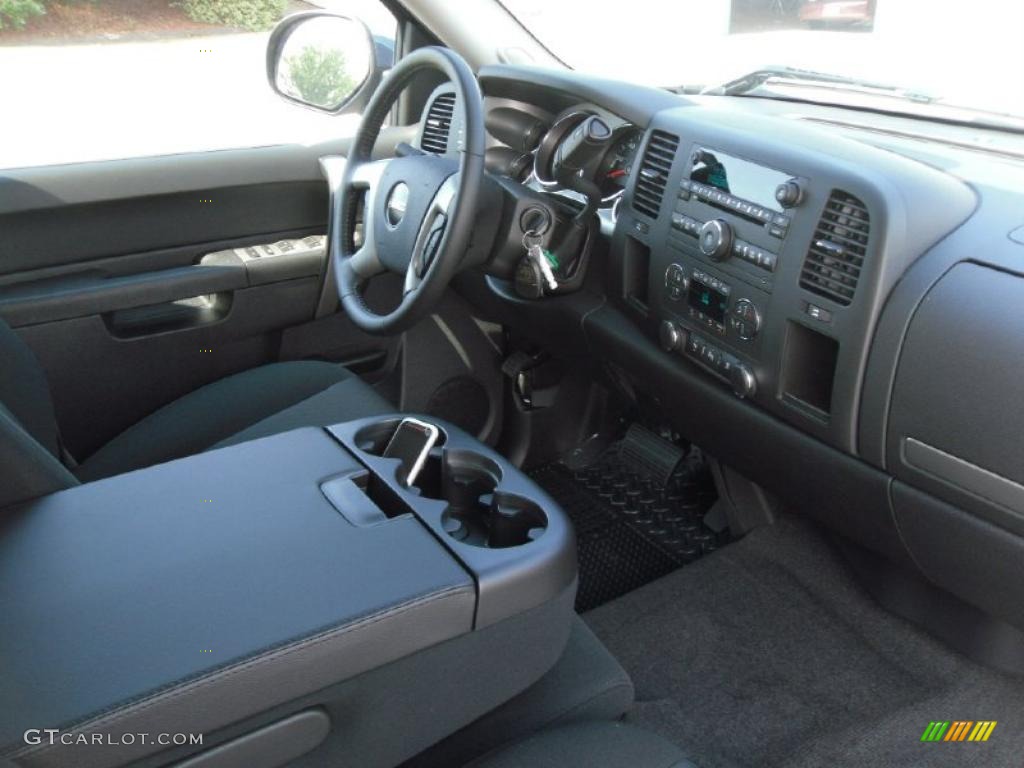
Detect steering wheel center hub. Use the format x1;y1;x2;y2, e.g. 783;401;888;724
385;183;409;227
374;154;458;274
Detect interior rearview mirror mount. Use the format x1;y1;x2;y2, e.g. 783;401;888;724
266;11;390;115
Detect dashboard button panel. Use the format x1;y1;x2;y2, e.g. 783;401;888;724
681;332;756;397
681;179;790;234
673;207;777;274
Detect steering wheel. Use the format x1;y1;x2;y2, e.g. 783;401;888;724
330;46;485;335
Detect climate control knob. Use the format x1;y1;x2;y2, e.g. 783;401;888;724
732;298;762;340
730;363;757;399
659;321;684;352
698;219;734;262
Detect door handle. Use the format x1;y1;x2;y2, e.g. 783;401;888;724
0;264;246;327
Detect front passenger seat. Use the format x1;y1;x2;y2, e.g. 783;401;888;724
0;317;392;504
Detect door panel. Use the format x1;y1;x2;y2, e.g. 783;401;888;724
17;278;319;459
0;180;327;276
0;129;415;461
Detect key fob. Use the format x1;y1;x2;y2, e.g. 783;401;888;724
514;257;545;299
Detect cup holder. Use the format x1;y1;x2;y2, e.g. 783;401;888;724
413;448;501;502
443;491;548;549
427;450;547;548
347;421;548;548
353;418;448;457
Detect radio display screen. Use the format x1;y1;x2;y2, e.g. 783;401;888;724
690;147;791;213
687;281;728;323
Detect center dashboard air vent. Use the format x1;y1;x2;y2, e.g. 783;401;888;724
421;91;456;154
631;130;679;219
799;190;870;306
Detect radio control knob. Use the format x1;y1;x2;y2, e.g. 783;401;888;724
775;180;803;208
659;321;684;352
730;363;757;399
698;219;734;262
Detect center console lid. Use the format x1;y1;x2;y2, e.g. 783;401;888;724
0;419;576;768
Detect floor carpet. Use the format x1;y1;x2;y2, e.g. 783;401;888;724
584;515;1024;768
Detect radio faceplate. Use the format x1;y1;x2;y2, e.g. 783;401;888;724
649;141;813;397
687;146;795;218
669;143;808;297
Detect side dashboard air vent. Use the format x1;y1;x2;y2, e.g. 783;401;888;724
421;92;456;154
632;130;679;218
799;190;870;306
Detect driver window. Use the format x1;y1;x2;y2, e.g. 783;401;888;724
0;0;396;169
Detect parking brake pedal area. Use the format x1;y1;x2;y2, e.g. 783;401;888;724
530;426;724;612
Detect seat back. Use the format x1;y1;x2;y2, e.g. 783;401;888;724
0;318;77;509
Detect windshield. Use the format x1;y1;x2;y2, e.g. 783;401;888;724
499;0;1024;126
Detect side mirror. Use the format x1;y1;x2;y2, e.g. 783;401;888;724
266;11;391;114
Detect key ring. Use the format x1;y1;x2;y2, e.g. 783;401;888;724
522;230;543;249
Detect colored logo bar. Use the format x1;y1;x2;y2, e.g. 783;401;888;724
921;721;997;742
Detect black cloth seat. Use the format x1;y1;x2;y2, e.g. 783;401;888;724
0;317;392;501
76;360;393;481
465;722;695;768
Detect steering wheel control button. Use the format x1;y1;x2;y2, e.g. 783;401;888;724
698;219;733;261
775;180;803;208
385;182;409;228
422;217;447;271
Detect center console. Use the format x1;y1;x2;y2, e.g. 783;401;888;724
0;418;576;768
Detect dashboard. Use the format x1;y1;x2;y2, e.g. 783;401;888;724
459;77;972;454
416;64;1024;634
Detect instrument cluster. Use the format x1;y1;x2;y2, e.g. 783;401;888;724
485;103;641;206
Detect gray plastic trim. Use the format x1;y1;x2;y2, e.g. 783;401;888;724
0;265;247;327
903;437;1024;522
173;709;330;768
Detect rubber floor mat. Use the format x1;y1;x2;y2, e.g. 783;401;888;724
530;447;722;611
